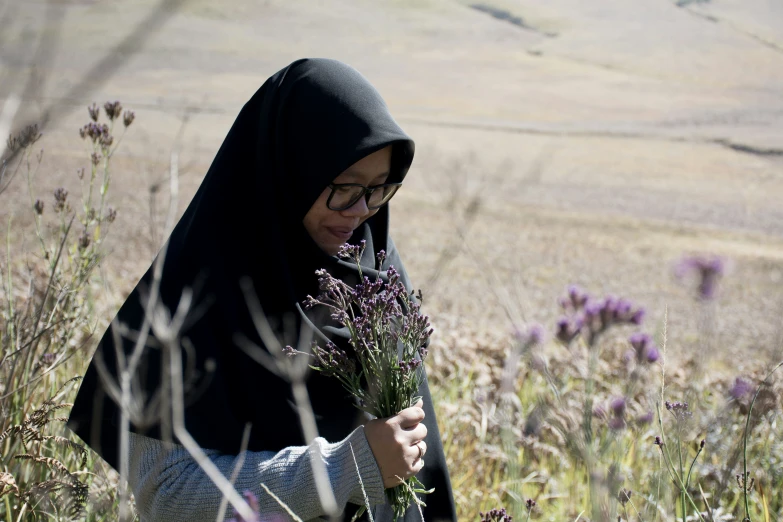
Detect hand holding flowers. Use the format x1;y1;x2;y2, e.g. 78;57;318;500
364;399;428;489
287;240;434;519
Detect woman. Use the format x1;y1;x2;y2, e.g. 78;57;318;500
68;58;457;521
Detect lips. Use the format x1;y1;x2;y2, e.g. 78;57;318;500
326;227;354;241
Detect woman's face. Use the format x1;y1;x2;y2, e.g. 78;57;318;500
303;145;393;255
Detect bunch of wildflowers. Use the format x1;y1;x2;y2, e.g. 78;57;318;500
293;240;434;519
555;285;645;348
545;285;652;519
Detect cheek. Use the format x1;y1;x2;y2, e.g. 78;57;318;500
303;190;331;233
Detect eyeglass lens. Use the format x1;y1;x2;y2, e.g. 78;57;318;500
330;184;399;210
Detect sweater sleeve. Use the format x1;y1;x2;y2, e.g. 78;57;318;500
128;426;386;521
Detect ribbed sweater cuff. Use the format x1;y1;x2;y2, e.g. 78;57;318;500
328;426;385;507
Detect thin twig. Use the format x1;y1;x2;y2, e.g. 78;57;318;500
216;423;253;521
349;442;375;522
239;279;340;519
259;483;304;522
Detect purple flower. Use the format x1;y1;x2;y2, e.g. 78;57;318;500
729;376;754;400
123;110;135;127
629;332;659;364
53;188;69;213
736;472;755;492
480;507;513;522
636;411;654;425
312;341;355;376
398;358;422;375
227;491;261;522
567;284;589;310
104;100;123;121
608;416;626;431
526;324;544;345
33;199;44;215
560;287;646;347
514;324;544;346
654;435;663;446
555;316;581;345
78;231;91;250
599;295;617;325
376;249;386;268
674;255;726;300
330;309;349;323
629;332;649;355
629;308;645;325
88;103;100;122
336;240;366;262
665;400;692;421
583;300;602;322
610;397;627;418
79;122;110;142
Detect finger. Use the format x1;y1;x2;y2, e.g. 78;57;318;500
397;407;425;429
398;424;427;450
414;457;425;474
414;440;427;458
404;422;427;442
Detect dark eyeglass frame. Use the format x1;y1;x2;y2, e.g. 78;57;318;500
326;182;403;211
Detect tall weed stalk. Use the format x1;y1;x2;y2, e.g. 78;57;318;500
1;103;134;520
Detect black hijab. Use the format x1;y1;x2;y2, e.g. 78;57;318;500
68;58;456;521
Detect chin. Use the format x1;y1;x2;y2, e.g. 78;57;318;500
320;240;344;256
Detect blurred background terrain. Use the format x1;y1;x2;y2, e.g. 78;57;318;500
3;0;783;362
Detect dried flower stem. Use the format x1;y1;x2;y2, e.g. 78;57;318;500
348;442;374;522
216;423;253;521
654;402;705;521
238;279;339;519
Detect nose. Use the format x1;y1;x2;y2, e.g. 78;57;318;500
340;194;371;217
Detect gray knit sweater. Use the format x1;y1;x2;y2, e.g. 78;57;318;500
128;426;386;521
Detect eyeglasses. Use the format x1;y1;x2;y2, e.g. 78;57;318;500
326;182;402;211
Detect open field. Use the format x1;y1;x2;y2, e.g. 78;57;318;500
2;0;783;519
